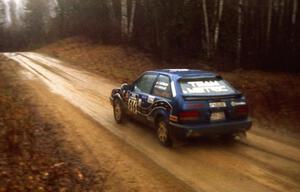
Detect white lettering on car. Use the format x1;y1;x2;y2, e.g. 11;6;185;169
154;81;169;91
183;80;229;94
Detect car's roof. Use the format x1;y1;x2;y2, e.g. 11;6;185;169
150;69;217;78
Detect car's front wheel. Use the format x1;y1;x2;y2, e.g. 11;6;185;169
113;99;124;123
156;118;172;147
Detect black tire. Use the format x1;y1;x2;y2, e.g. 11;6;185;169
156;118;173;147
113;99;124;124
220;133;236;142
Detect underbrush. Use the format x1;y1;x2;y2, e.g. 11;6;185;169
222;70;300;134
0;58;104;191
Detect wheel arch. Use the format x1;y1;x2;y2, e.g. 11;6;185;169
112;93;124;104
153;109;169;127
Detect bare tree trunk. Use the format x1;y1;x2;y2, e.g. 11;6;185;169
213;0;218;33
107;0;116;24
152;1;161;49
140;0;144;6
291;0;298;46
106;0;118;39
213;0;224;53
292;0;298;25
278;0;285;29
128;0;136;38
213;0;218;21
236;0;243;65
266;0;273;53
202;0;211;58
121;0;128;38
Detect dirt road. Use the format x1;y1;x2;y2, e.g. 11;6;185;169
3;52;300;192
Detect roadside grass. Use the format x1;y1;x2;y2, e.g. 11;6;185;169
37;37;300;135
0;56;104;191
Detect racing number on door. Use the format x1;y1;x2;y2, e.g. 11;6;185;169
128;98;138;114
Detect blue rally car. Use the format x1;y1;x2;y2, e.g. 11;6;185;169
110;69;252;146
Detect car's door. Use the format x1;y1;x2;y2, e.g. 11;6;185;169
151;74;174;113
128;73;158;117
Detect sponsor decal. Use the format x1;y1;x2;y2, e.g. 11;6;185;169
154;81;169;91
147;95;155;104
182;80;229;94
138;100;173;117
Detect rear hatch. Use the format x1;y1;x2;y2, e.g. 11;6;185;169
178;77;248;124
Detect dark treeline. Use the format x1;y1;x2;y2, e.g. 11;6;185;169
0;0;299;71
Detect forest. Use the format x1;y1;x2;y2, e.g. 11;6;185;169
0;0;299;71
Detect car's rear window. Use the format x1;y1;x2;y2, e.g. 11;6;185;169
179;78;236;96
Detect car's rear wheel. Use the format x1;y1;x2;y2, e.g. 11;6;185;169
220;133;236;142
113;99;124;123
156;118;172;147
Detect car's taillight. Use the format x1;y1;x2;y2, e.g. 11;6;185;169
231;101;249;117
235;105;249;116
179;111;201;121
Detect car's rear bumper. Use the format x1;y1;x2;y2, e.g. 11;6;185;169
169;118;252;138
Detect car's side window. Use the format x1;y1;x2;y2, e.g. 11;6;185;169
134;74;157;94
152;75;172;98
